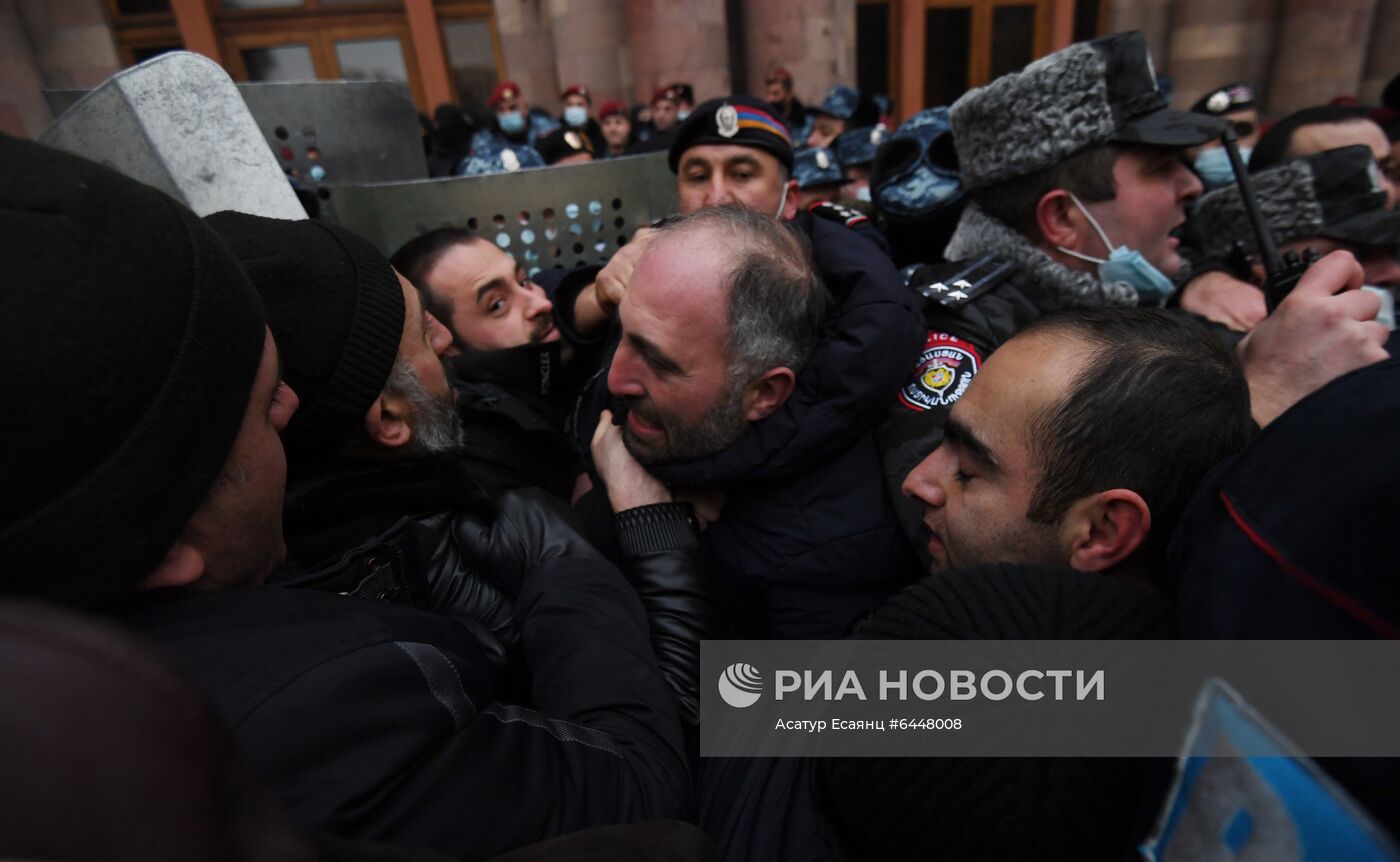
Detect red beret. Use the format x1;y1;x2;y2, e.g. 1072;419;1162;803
488;81;521;108
599;100;629;119
560;83;591;103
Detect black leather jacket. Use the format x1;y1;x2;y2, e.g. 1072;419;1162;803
281;453;710;721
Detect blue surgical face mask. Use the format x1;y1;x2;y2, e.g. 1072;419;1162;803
1056;192;1177;303
1362;285;1396;330
563;105;588;128
854;185;872;203
499;110;525;134
1193;146;1248;190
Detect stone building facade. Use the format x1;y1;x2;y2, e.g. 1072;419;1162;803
2;0;1396;140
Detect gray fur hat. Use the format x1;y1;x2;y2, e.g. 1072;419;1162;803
1191;144;1400;260
951;31;1225;190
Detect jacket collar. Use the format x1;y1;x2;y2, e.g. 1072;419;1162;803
943;202;1140;310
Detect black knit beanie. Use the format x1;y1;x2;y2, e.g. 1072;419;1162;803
205;211;405;463
0;135;265;606
815;564;1177;862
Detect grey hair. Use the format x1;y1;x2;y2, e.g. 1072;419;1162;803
381;356;466;455
651;205;828;385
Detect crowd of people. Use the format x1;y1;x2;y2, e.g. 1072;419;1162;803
3;27;1399;861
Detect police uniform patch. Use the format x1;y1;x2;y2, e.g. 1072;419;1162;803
898;331;982;412
717;104;739;138
808;200;868;228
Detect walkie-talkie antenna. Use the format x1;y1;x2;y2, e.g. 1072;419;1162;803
1222;126;1315;311
1222;128;1280;282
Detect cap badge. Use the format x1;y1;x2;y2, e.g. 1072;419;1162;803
816;150;830;169
717;104;739;138
501;148;521;171
1207;91;1231;113
870;125;887;146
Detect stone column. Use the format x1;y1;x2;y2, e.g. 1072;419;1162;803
1267;0;1376;114
624;0;729;105
14;0;120;88
545;0;631;108
1162;0;1279;112
1359;0;1400;104
0;0;49;136
493;0;561;113
742;0;855;106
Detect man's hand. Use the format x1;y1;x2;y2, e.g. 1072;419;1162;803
1179;271;1268;332
592;408;671;512
1239;251;1389;426
675;489;725;531
573;227;655;336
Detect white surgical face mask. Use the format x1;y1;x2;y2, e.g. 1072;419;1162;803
1056;192;1176;303
775;182;789;220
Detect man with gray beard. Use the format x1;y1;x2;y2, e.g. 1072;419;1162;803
205;212;520;638
576;206;922;641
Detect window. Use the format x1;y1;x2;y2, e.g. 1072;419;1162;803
242;44;318;81
335;37;410;83
924;6;971;108
441;18;496;112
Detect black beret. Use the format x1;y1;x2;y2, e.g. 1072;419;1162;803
668;95;795;174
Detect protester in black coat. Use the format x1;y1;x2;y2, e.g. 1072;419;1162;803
0;135;693;858
122;520;691;855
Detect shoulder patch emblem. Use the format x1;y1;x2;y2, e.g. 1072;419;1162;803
809;201;869;228
898;331;982;412
912;253;1016;309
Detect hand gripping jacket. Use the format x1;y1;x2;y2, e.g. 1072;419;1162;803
119;488;691;856
572;211;925;639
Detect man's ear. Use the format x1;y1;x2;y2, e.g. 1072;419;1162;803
781;178;800;221
139;540;205;591
364;393;412;449
1035;189;1081;250
1061;489;1151;573
743;367;797;422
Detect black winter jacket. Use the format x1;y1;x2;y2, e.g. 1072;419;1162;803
119;520;690;857
283;453;709;719
875;254;1042;568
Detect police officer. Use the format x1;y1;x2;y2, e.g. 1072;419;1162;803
875;31;1229;567
805;84;880;149
468;81;559;156
833;123;888;208
764;66;810;139
792;145;849;210
558;83;606;156
627;86;683;154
